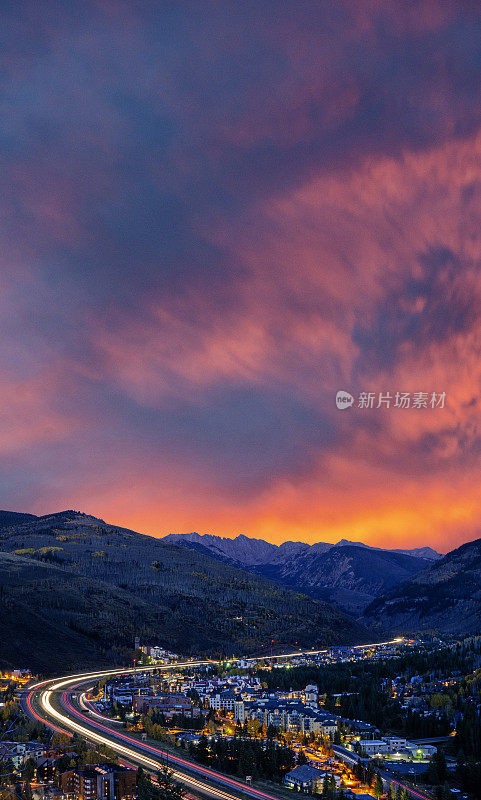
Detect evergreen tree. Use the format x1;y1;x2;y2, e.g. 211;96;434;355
441;783;451;800
374;771;384;799
237;743;258;780
427;751;448;785
156;767;183;800
366;763;375;786
21;759;35;783
196;734;210;765
136;767;183;800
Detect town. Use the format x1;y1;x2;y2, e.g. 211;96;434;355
2;637;481;800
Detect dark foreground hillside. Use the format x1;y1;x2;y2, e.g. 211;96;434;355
0;510;365;673
363;537;481;635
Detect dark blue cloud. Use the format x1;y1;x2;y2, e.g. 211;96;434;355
104;384;340;497
352;246;480;376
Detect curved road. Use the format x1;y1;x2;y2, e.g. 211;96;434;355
25;664;283;800
25;655;432;800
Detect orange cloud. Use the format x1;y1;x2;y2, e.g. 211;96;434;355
64;129;481;551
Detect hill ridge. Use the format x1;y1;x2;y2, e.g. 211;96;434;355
162;531;442;613
362;536;481;635
0;509;365;672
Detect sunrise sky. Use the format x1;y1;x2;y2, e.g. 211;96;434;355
3;2;481;552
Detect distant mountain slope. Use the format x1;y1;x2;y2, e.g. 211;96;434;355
391;546;441;560
267;540;312;564
162;532;280;565
163;533;311;566
162;532;441;613
162;531;441;566
363;538;481;634
254;545;432;613
0;511;365;672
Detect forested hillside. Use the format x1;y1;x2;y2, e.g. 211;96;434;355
0;510;365;673
363;537;481;634
166;533;439;612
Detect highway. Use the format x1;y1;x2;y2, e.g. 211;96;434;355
24;643;428;800
243;637;405;662
25;663;285;800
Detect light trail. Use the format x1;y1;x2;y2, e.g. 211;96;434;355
24;640;414;800
28;661;215;690
27;666;283;800
384;776;432;800
245;637;406;662
41;684;242;800
79;692;124;724
57;688;279;800
26;690;73;737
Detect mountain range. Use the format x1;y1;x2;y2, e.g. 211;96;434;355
3;508;478;674
163;532;481;634
162;531;440;565
162;532;442;613
0;510;364;673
